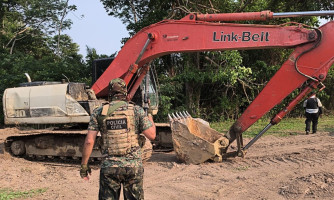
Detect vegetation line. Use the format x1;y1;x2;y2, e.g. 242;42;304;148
211;115;334;137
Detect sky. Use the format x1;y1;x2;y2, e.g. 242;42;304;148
64;1;128;58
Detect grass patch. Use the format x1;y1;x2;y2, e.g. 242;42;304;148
211;115;334;138
234;165;250;171
20;168;32;173
0;188;47;200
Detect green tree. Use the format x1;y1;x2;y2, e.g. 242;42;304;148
1;0;76;54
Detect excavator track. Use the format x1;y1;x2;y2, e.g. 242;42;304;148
5;130;99;160
4;129;154;162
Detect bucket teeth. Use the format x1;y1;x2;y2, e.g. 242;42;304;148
183;111;190;118
179;112;185;118
168;114;173;122
168;111;192;123
179;112;185;119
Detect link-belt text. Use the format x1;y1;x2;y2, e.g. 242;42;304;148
213;31;270;42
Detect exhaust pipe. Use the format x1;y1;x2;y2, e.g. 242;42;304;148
24;73;31;82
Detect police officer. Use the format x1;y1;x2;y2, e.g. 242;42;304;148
303;93;323;134
80;78;156;200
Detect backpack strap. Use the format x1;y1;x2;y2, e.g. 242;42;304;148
101;104;109;116
107;101;128;116
98;101;127;125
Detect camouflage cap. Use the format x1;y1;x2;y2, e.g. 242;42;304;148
109;78;127;100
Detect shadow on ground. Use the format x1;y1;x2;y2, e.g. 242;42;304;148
0;142;4;154
147;151;178;163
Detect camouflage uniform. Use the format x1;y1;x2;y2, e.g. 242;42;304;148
88;78;152;200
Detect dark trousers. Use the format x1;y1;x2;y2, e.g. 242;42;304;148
305;112;319;133
99;167;144;200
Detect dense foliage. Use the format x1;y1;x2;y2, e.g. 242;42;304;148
0;1;333;126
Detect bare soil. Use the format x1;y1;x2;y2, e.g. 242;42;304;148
1;128;334;200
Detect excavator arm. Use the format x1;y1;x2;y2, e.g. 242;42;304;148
92;10;334;158
227;23;331;141
92;16;319;97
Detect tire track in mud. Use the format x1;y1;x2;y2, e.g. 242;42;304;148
146;163;233;200
225;133;334;170
145;164;213;199
145;162;189;187
247;133;330;150
232;148;333;169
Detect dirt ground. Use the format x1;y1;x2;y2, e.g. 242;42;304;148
1;128;334;200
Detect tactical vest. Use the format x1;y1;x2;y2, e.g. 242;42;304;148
306;98;318;109
99;101;139;156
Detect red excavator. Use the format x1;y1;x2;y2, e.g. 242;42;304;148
3;10;334;163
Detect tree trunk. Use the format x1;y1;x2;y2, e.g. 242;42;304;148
185;52;201;116
56;0;69;56
185;81;201;115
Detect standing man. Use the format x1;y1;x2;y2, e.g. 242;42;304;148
80;78;156;200
303;93;323;134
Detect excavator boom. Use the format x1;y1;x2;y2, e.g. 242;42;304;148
92;18;318;97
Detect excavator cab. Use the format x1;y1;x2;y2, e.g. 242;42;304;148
137;69;159;115
93;58;159;111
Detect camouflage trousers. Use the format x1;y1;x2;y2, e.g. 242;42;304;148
99;166;144;200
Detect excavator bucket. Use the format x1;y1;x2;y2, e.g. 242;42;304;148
169;112;229;164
